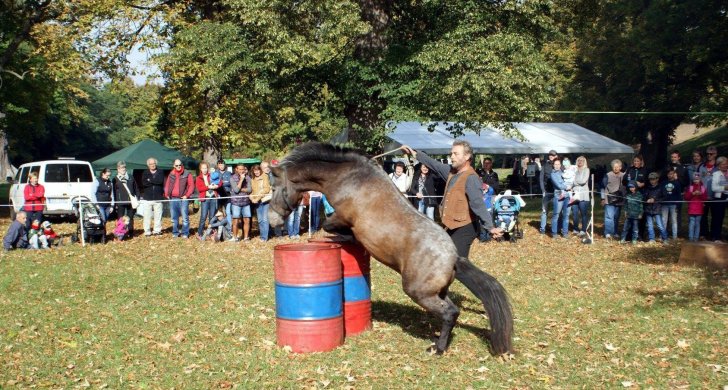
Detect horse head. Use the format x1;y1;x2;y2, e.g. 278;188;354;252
268;165;302;228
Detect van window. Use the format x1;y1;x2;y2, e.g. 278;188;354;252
45;164;69;183
29;165;40;179
18;167;28;183
69;164;93;182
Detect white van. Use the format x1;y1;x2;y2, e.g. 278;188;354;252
9;159;96;219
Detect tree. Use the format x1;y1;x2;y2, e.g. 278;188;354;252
556;0;728;169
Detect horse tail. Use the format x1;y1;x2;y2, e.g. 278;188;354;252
454;256;513;355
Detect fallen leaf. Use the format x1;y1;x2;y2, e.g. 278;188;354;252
621;381;634;387
171;330;186;343
605;343;619;352
676;339;689;349
546;353;555;366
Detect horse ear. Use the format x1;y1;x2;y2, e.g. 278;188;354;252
271;166;284;178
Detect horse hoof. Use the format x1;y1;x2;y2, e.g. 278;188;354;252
426;345;444;355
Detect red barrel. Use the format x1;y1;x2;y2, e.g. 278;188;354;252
309;236;372;336
274;243;344;353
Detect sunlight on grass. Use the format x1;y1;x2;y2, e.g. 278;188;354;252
0;206;726;388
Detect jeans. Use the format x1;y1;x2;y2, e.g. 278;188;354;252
645;213;667;241
551;193;571;236
620;217;639;241
143;201;163;234
25;210;43;230
660;204;679;239
688;215;701;241
169;198;190;237
98;204;113;224
224;201;233;228
709;198;726;241
287;205;304;237
418;200;435;220
571;201;589;233
540;192;555;233
198;199;217;236
604;204;621;237
256;202;270;241
309;196;322;231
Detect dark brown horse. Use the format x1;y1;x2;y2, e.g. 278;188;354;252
268;142;513;355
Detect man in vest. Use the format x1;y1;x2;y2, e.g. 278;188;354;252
400;141;502;257
164;159;195;238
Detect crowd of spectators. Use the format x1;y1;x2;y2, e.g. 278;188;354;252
4;145;728;250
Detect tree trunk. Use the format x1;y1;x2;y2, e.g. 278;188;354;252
202;134;221;167
0;131;10;182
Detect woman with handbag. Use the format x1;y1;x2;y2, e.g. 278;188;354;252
112;161;139;239
249;164;272;241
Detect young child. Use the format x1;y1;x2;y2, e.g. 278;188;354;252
114;216;130;242
28;220;49;249
41;221;60;247
620;182;643;244
496;197;516;231
478;183;496;242
644;172;668;244
202;210;232;242
661;169;682;240
562;158;577;202
684;172;707;241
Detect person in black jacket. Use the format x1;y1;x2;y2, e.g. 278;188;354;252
644;172;668;243
141;158;165;236
480;157;500;194
94;168;114;223
408;163;438;220
112;161;139;239
539;150;559;234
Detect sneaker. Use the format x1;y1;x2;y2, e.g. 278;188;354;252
648;240;656;244
153;232;162;236
181;235;189;239
144;232;152;237
605;234;612;240
631;240;637;245
619;239;626;244
243;237;250;241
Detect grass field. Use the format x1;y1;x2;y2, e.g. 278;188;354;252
0;201;726;388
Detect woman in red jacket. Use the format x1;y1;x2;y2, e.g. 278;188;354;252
196;161;220;238
23;171;45;229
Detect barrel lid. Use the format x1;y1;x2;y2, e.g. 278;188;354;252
274;243;342;252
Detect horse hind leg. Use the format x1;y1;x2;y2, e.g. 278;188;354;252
414;294;460;355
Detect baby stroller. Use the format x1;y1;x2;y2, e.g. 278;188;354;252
72;198;107;244
493;190;526;243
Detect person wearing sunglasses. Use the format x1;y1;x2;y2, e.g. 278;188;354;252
699;146;720;239
164;159;195;238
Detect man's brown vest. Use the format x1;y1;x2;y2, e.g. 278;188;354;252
440;166;478;230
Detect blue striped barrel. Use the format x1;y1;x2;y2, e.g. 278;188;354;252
274;243;344;352
310;237;372;336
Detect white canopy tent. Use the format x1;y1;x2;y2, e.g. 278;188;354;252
385;121;634;155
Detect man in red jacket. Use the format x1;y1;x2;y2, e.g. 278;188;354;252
164;159;195;238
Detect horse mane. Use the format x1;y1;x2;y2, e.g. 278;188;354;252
280;142;371;169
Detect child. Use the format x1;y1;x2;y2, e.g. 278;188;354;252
562;158;577;203
114;216;130;241
202;210;232;242
496;197;516;231
28;220;49;249
661;169;682;240
644;172;668;244
41;221;60;247
478;183;495;242
620;182;643;244
684;172;707;241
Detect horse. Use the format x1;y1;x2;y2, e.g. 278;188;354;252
268;142;513;355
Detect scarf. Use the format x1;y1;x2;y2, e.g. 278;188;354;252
606;171;623;193
117;172;129;183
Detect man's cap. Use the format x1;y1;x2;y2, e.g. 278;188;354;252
627;181;637;188
548;150;557;156
648;172;660;180
41;221;52;228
